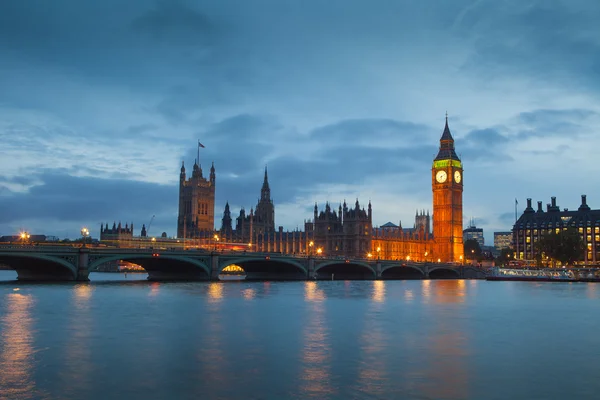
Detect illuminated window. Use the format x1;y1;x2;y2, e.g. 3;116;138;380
579;228;584;233
596;227;599;234
588;235;592;242
526;237;531;243
556;228;560;234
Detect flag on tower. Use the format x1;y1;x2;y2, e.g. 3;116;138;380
515;198;518;205
198;141;205;148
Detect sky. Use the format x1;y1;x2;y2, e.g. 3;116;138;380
1;0;600;245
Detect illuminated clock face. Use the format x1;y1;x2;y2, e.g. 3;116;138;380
435;170;447;183
454;170;462;183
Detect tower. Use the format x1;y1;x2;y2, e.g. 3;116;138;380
254;166;275;233
432;115;464;263
177;149;216;238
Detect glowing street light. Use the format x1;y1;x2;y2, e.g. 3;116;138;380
213;234;219;251
309;240;314;256
316;247;323;256
460;255;464;265
80;227;89;247
406;255;410;262
376;246;381;260
367;252;373;259
20;231;30;244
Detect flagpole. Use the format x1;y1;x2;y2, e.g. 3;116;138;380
197;140;200;165
515;198;517;225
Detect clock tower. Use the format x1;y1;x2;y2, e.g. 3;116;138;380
432;116;464;263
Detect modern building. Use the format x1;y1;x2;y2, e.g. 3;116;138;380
513;195;599;264
494;231;512;250
463;223;484;248
177;155;216;239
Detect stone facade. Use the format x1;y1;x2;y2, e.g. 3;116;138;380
177;156;216;239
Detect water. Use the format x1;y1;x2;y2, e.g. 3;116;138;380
1;270;599;400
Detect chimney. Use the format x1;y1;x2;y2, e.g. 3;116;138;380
579;194;591;211
547;203;551;212
551;197;557;208
527;198;532;209
537;201;543;213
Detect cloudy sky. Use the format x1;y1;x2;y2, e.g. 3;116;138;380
1;0;599;244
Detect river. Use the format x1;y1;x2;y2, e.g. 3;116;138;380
0;271;598;399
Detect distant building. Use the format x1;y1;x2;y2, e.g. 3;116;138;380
494;231;512;251
100;222;135;241
463;223;484;248
177;149;216;239
514;195;600;264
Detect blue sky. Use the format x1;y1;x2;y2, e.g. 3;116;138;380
1;0;599;245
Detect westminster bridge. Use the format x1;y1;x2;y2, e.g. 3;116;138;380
0;245;487;281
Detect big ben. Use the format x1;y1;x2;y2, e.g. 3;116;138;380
432;116;464;263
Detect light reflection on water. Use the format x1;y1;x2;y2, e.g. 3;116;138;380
0;293;42;399
0;272;599;399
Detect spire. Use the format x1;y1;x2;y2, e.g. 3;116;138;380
261;165;271;201
181;161;185;173
434;114;461;162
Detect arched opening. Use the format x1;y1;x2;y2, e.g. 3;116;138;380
381;266;424;280
232;260;306;281
429;268;460;279
219;264;246;281
0;255;77;281
90;256;210;281
315;263;375;280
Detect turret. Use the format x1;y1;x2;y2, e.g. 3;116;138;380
261;166;271;201
368;200;372;221
180;161;186;183
141;224;147;237
579;194;591;212
210;161;215;186
314;202;318;221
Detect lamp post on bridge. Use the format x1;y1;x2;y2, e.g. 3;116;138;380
213;234;219;251
80;228;89;248
20;231;31;245
377;246;381;261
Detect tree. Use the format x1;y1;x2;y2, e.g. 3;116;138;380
496;247;513;266
464;239;482;260
536;228;585;267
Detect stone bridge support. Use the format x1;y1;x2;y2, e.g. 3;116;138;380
77;248;91;281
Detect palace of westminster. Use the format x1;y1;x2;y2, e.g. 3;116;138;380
102;118;466;263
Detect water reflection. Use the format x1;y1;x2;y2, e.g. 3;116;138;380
355;281;387;397
300;282;332;397
586;283;597;299
0;293;40;399
62;284;94;398
415;280;470;399
304;281;325;302
148;282;161;297
242;287;256;300
371;280;385;303
208;282;223;303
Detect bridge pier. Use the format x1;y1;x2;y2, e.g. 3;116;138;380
210;253;220;281
376;262;382;279
77;248;90;281
308;258;316;280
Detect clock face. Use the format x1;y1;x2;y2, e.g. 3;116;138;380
435;170;447;183
454;170;462;183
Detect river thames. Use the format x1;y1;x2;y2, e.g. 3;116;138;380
0;271;599;400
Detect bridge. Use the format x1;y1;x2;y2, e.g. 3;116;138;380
0;245;487;281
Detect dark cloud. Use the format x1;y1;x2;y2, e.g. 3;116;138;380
0;172;176;234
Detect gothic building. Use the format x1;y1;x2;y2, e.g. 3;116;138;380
220;167;276;243
177;155;216;239
215;116;464;262
100;222;135;241
431;116;464;263
307;200;372;258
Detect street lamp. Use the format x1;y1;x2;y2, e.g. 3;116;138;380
460;255;464;265
213;234;219;251
309;241;314;256
316;247;322;257
80;227;89;248
377;246;381;260
424;251;428;262
20;231;31;244
367;252;373;259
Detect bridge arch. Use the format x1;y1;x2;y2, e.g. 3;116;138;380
381;264;425;280
0;253;78;281
315;260;376;280
89;254;211;280
428;267;461;279
219;256;307;280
